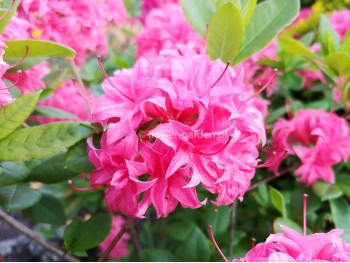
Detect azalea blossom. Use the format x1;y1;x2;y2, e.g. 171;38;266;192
0;36;12;107
135;3;204;58
267;109;350;185
89;47;265;218
100;216;129;259
329;9;350;40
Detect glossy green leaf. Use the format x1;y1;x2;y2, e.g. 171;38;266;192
4;40;75;70
180;0;216;38
164;222;196;242
340;30;350;54
0;0;20;33
326;52;350;76
234;0;300;64
278;36;317;59
330;197;350;242
0;161;29;187
319;15;341;54
279;72;304;91
65;140;95;173
142;249;178;262
0;91;42;141
312;180;343;201
269;187;287;219
64;214;112;255
336;173;350;198
33;106;77;120
176;227;210;262
212;0;241;10
240;0;257;27
23;194;66;225
0;122;95;161
207;2;243;63
0;184;41;211
206;205;231;235
26;153;78;184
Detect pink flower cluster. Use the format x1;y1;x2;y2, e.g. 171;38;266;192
236;225;350;262
329;9;350;40
267;109;350;186
0;37;13;106
135;3;204;58
140;0;178;21
100;216;129;259
89;47;265;218
18;0;127;64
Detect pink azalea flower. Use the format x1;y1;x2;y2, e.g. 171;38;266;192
329;10;350;40
236;225;350;262
18;0;127;64
135;3;204;58
100;216;129;259
89;47;265;217
267;109;350;185
0;36;12;107
140;0;178;21
33;80;94;124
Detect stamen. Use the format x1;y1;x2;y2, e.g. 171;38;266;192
285;99;292;119
68;179;103;191
248;68;278;100
71;78;92;105
195;136;232;156
252;238;256;248
253;149;288;169
0;70;22;90
208;225;229;262
0;0;15;21
9;46;29;69
303;194;308;236
210;62;230;89
205;24;209;50
97;55;134;102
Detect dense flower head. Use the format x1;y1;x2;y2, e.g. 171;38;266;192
140;0;178;20
135;3;204;58
89;47;266;218
329;9;350;40
267;109;350;186
236;225;350;262
100;216;129;259
33;80;93;124
18;0;127;64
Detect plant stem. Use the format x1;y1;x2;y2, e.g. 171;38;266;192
228;200;237;258
129;218;141;261
0;209;79;262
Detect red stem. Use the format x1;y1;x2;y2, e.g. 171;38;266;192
208;225;229;262
0;0;15;21
9;46;29;69
211;62;230;89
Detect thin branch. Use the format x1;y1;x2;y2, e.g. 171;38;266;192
129;218;141;262
208;225;229;262
0;209;79;262
228;200;237;257
98;218;130;262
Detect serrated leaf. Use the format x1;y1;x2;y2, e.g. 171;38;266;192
312;180;343;201
326;52;350;76
26;153;78;184
0;122;95;161
23;194;66;225
269;187;287;219
0;0;20;33
0;91;42;141
234;0;300;64
0;161;29;187
207;2;243;63
180;0;216;38
0;184;41;211
65;140;95;173
4;40;76;70
64;214;112;255
330;197;350;242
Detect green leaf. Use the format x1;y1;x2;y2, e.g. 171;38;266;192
240;0;257;27
279;72;304;91
26;153;78;184
206;2;243;63
336;173;350;198
33;106;77;120
330;197;350;242
64;214;112;255
0;184;41;211
176;227;210;262
180;0;216;38
269;187;287;219
340;30;350;54
326;52;350;76
0;161;29;187
211;0;241;10
0;0;20;33
312;180;343;201
278;36;317;60
142;249;179;262
206;205;231;235
65;140;95;173
164;221;196;242
273;217;303;234
234;0;300;64
0;91;42;141
319;15;341;55
0;122;95;161
23;194;66;225
4;40;76;70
